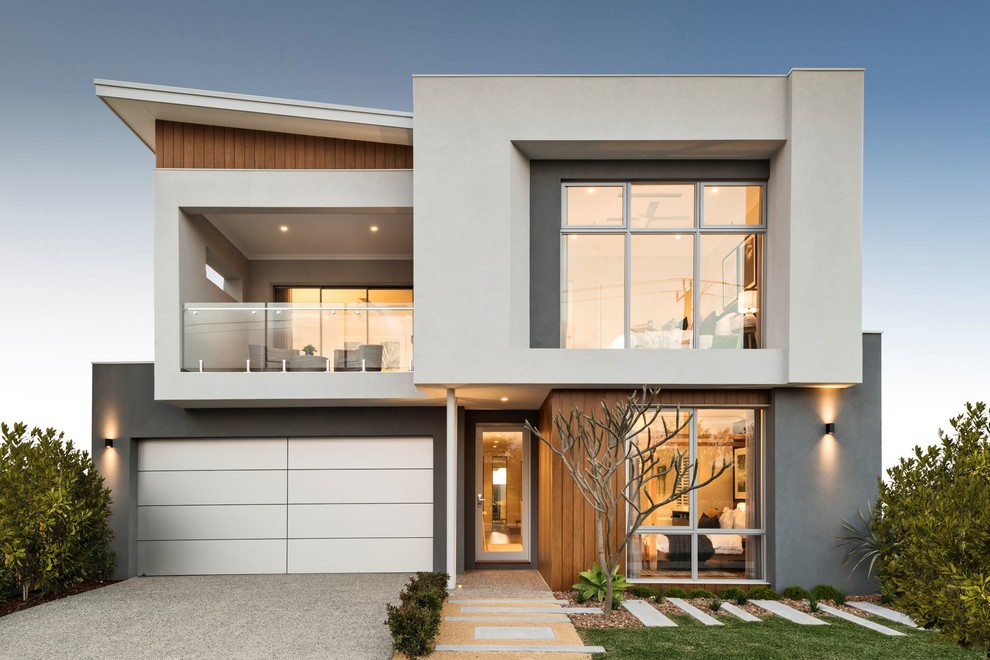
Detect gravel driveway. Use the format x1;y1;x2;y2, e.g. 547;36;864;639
0;574;410;659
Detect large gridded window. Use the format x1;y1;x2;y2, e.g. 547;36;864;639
627;407;764;583
561;182;765;350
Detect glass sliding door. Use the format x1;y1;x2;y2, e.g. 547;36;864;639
475;426;530;562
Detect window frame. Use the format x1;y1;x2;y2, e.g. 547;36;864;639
626;405;767;585
561;181;767;350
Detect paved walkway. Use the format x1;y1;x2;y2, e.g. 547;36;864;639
0;574;406;659
435;571;603;658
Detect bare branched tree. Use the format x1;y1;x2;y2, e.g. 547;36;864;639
525;387;730;614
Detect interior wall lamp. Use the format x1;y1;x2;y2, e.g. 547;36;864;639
824;423;836;436
104;438;114;448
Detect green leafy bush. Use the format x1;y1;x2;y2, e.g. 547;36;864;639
629;585;660;599
0;423;116;601
573;563;628;603
807;595;821;613
385;572;448;658
747;586;781;600
686;588;713;599
718;587;747;604
662;587;687;599
782;586;810;600
875;402;990;652
811;584;847;605
709;597;723;612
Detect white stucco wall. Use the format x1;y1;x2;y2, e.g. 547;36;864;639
153;169;427;404
412;72;863;387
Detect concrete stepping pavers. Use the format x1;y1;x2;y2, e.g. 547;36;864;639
446;615;570;622
475;626;556;640
667;597;723;625
846;601;919;628
435;596;598;656
720;602;761;622
816;603;906;636
459;605;602;614
752;599;827;625
435;644;606;653
450;598;569;605
621;599;677;627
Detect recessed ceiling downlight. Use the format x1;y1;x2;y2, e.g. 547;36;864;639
280;225;289;232
370;225;379;232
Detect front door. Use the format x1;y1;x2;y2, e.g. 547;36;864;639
475;425;530;562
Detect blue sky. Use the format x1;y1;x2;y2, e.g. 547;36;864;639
1;1;987;469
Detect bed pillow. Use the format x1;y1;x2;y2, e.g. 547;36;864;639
732;506;747;529
698;513;720;529
719;506;734;529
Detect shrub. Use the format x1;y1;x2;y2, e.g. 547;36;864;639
573;563;628;603
875;403;990;652
662;587;687;599
687;588;713;599
574;589;588;604
629;585;659;599
718;587;747;604
747;586;781;600
385;572;448;658
0;423;116;601
652;593;664;604
709;597;723;612
807;595;821;613
811;584;847;605
782;586;810;600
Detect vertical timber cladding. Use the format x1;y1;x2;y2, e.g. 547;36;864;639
537;388;770;591
154;120;413;169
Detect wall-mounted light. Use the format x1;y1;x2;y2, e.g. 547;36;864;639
824;423;836;436
104;438;115;448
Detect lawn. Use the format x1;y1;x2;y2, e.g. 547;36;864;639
579;615;985;659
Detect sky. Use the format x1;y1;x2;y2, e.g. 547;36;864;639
1;1;988;471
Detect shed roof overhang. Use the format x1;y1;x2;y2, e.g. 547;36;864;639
95;79;414;152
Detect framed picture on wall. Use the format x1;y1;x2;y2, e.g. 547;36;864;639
733;447;748;500
744;235;758;291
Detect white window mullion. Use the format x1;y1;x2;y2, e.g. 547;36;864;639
624;183;632;348
690;413;698;581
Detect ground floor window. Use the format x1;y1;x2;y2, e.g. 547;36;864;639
627;407;764;582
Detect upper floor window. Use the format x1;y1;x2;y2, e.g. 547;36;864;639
561;182;765;350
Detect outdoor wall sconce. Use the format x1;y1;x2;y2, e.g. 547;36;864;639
824;423;836;436
104;438;114;448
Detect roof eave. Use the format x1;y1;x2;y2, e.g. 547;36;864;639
94;79;414;153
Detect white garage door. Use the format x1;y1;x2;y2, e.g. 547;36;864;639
137;437;433;575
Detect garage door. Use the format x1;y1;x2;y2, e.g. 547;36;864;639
136;437;433;575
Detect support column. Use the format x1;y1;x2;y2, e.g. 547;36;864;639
446;387;457;589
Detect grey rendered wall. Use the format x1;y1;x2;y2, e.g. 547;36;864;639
92;362;449;579
529;160;771;348
767;333;881;594
463;410;540;570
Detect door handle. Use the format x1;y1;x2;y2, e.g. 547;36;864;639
477;493;485;509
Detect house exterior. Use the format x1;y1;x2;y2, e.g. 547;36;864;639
92;70;880;593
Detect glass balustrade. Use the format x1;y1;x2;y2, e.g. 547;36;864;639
182;302;414;372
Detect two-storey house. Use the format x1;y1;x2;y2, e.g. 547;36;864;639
93;70;879;593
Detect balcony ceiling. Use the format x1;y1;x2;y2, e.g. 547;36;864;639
203;210;413;260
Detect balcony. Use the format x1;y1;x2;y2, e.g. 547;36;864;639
183;302;413;373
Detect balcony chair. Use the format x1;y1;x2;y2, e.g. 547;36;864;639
333;344;384;372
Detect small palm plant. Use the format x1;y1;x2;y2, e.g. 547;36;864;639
837;500;884;578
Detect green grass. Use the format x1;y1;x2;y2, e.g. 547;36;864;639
580;615;985;659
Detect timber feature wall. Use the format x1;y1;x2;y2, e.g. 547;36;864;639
155;120;413;169
537;388;770;591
